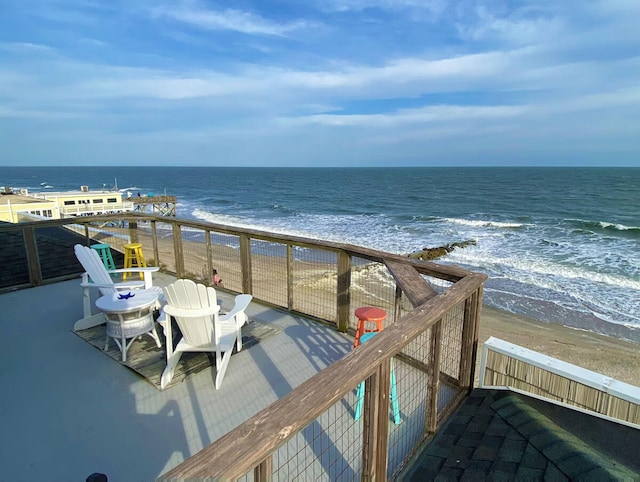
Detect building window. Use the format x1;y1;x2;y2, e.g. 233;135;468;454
92;199;103;204
64;200;75;205
107;198;117;203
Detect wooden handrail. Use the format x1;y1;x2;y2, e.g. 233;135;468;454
0;213;472;288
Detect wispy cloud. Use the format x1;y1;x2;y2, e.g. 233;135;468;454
151;2;314;36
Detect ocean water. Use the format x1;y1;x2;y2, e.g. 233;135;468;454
4;166;639;341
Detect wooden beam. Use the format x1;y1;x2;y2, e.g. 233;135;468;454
239;235;253;294
459;286;483;390
336;251;351;332
286;244;294;310
205;229;213;285
171;223;184;278
374;360;391;480
426;319;442;434
254;455;273;482
128;220;139;244
384;260;438;307
151;221;159;269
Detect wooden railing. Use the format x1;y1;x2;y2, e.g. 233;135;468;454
160;274;486;480
0;214;487;479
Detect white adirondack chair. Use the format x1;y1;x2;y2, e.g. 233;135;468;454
73;244;162;331
158;279;252;390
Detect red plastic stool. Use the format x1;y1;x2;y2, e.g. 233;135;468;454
353;306;387;348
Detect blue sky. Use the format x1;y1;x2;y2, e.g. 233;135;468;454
1;0;639;167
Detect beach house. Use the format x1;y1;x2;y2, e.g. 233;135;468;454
0;186;134;223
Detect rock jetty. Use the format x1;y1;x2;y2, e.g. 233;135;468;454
408;240;477;261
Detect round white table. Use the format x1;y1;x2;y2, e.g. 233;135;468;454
96;291;161;362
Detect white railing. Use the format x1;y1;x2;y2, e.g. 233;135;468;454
480;337;640;427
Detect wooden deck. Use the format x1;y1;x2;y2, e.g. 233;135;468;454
0;273;353;481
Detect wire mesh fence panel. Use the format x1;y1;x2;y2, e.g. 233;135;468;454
437;381;464;420
98;223;132;262
63;220;131;261
250;239;288;307
34;223;85;280
36;221;133;279
152;221;177;273
179;227;209;283
0;227;29;287
209;231;242;293
132;221;156;269
399;325;433;369
394;291;415;323
291;247;338;322
387;343;431;479
349;257;397;332
421;272;454;295
439;302;465;381
268;389;364;481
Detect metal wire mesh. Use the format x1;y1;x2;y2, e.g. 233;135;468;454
151;221;176;273
244;389;365;481
439;302;465;381
421;272;454;295
387;343;430;478
178;226;209;283
209;231;242;293
232;309;469;481
291;247;338;322
0;227;29;287
250;239;288;307
349;257;397;332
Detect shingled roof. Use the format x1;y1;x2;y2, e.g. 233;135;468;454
0;221;124;289
404;389;639;480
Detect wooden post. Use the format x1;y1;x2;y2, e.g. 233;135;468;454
361;360;391;481
239;235;253;294
253;455;273;482
459;289;481;390
172;223;184;278
128;220;139;244
23;226;43;287
151;220;159;268
426;319;443;433
393;285;402;323
206;230;213;285
336;251;351;332
361;371;378;481
467;286;484;390
84;223;90;246
286;244;294;309
374;360;391;480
